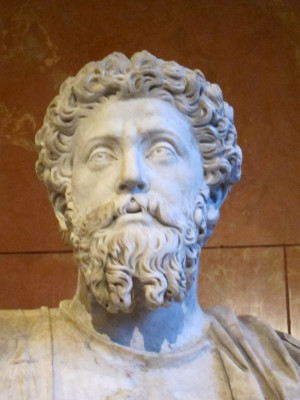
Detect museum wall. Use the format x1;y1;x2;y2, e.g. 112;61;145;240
1;0;299;338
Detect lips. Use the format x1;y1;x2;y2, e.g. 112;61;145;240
125;199;142;214
114;198;151;226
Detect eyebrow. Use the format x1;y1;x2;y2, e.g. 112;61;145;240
139;128;185;143
140;128;174;139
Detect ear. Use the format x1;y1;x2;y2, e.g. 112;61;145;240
51;184;72;234
205;184;230;241
54;209;68;232
53;208;73;246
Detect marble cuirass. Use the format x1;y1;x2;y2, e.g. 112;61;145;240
0;301;299;400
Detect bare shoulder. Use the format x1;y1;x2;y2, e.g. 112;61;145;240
0;307;54;399
0;307;52;359
0;307;51;333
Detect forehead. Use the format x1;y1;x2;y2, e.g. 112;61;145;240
75;97;195;144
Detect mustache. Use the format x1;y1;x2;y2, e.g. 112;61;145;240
69;194;189;239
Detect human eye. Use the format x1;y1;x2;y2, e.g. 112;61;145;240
88;147;117;169
146;141;177;162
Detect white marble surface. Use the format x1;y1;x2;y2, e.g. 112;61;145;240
1;51;298;398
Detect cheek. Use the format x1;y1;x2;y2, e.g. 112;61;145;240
71;167;117;211
152;167;202;206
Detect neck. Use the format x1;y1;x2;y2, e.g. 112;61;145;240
72;269;207;353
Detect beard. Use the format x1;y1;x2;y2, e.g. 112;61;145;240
65;189;208;313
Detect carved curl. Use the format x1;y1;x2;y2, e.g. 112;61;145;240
35;51;242;240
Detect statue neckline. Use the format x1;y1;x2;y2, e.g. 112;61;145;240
58;298;211;368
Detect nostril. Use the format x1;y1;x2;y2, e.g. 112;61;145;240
118;179;148;193
137;182;145;190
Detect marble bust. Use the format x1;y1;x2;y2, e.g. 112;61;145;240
0;51;299;399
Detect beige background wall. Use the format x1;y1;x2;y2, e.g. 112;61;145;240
1;0;299;338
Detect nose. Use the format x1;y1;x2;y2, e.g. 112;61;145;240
116;151;150;194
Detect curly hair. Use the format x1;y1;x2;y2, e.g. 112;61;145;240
35;51;242;239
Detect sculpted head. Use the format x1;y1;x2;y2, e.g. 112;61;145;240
35;51;242;313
